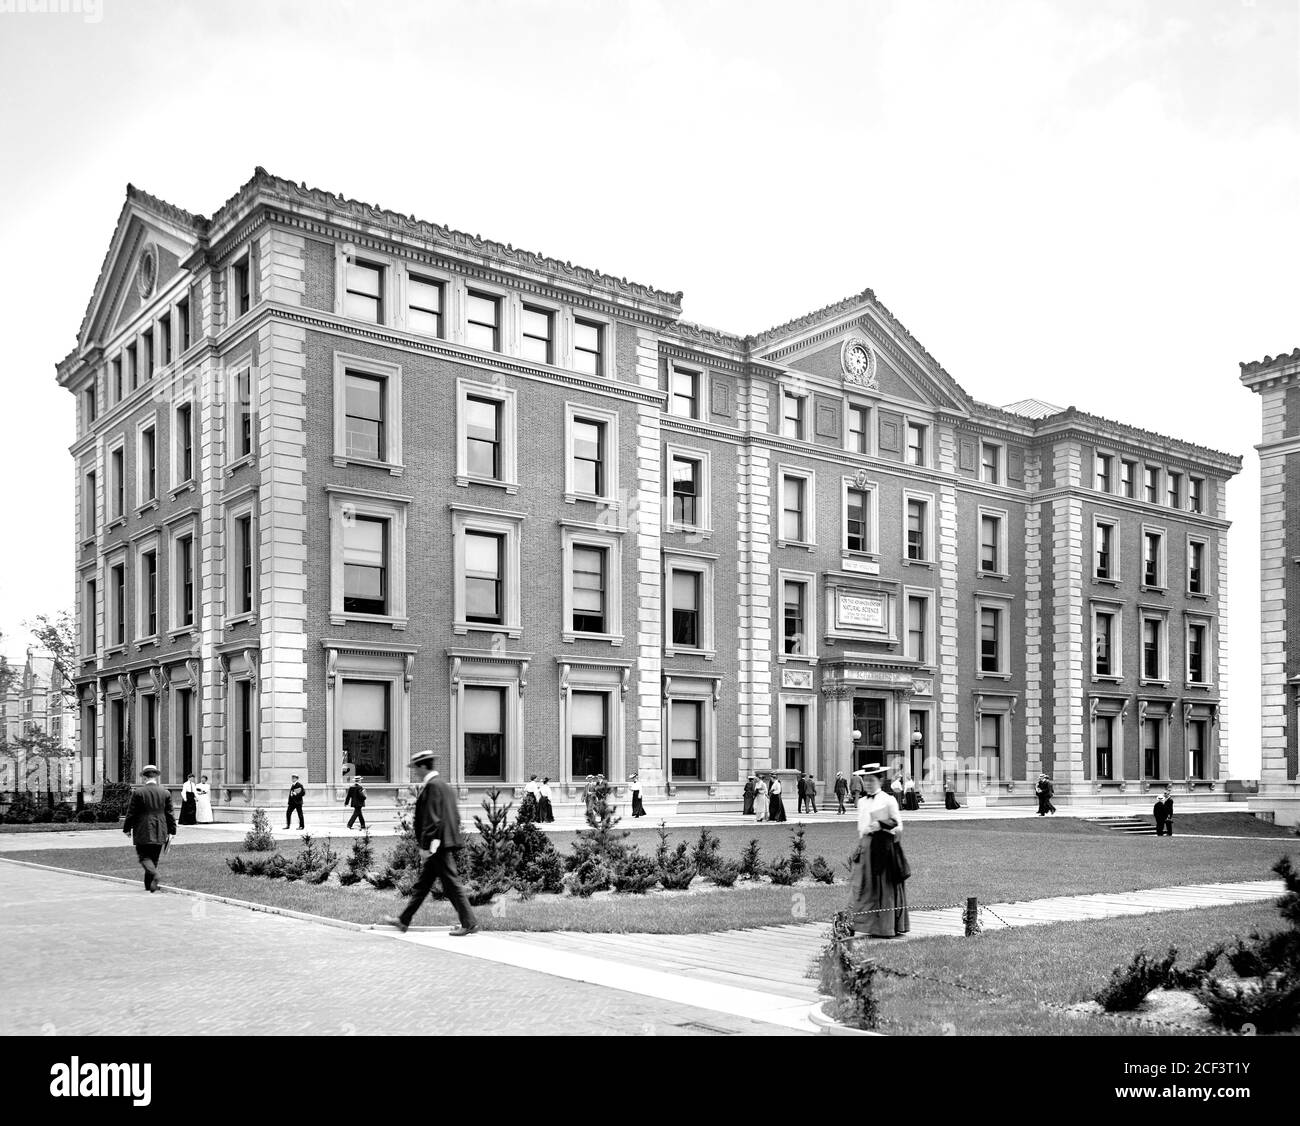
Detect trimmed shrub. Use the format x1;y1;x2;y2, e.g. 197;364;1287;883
74;808;97;823
690;826;722;875
738;839;763;881
98;781;133;820
788;824;808;880
709;859;740;888
810;856;836;885
242;808;276;852
658;842;697;891
766;857;795;886
1094;948;1178;1011
565;856;613;897
612;850;660;894
340;831;375;886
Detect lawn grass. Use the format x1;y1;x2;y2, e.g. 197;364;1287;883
16;816;1298;934
858;900;1296;1036
0;822;120;834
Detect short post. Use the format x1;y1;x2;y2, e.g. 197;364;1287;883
964;896;981;936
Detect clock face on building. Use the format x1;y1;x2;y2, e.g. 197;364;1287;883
841;336;878;388
846;344;870;376
137;247;157;299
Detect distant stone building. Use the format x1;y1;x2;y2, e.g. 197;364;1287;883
1242;347;1300;826
0;649;77;795
56;169;1241;818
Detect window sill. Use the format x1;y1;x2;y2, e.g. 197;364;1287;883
1093;674;1124;684
665;523;712;538
106;517;126;532
171;481;195;500
330;613;409;631
453;622;522;638
776;540;817;551
565;492;621;509
1139;585;1167;595
978;571;1009;582
561;632;623;646
903;557;933;568
1139;678;1170;689
136;499;159;517
226;455;256;476
976;671;1012;681
1187;591;1210;601
136;637;159;649
80;537;96;550
1185;682;1213;691
1094;576;1121;586
777;654;819;665
455;474;519;495
225;614;258;629
664;648;716;661
168;627;195;641
104;646;127;658
333;455;404;478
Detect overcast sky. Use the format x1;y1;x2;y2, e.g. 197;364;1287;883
0;0;1295;777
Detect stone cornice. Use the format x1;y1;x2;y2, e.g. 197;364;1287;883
1028;414;1241;475
1240;347;1300;376
659;341;748;375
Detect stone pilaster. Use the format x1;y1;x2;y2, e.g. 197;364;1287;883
259;226;306;308
1258;385;1289;784
1050;441;1086;788
935;423;961;775
1023;449;1043;779
737;375;773;774
633;329;664;790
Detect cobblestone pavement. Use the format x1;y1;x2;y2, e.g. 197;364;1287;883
0;862;794;1037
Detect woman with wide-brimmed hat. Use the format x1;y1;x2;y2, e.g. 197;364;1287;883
847;762;910;938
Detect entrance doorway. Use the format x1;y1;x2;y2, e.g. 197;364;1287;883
910;710;928;781
852;697;886;769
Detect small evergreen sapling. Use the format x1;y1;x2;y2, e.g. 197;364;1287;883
611;848;660;894
810;856;836;885
378;787;424;893
766;857;795;886
690;826;722;875
658;842;697;890
243;807;276;852
788;823;808;880
739;838;763;880
709;859;740;887
568;787;629;873
341;830;375;886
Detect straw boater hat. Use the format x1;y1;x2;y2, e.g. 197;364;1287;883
141;764;160;777
858;762;888;777
409;750;435;766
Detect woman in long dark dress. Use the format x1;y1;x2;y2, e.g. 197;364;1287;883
520;775;539;822
537;777;555;823
630;773;646;818
848;763;910;937
768;776;787;823
179;773;197;826
742;775;755;816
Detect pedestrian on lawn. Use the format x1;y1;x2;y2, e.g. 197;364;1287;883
345;776;367;830
1153;785;1174;837
122;764;176;893
847;762;910;938
753;775;768;822
630;773;646;818
943;778;961;810
743;774;756;816
521;774;540;822
286;774;306;830
833;771;849;815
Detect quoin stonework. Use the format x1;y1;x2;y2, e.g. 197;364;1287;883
1242;347;1300;827
55;169;1242;820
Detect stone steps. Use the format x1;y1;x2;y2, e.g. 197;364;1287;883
1085;817;1158;836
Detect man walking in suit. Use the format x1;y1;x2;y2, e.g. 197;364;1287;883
286;774;306;830
122;764;176;892
344;776;367;830
1153;786;1175;836
796;774;808;815
806;774;818;813
849;768;867;806
384;751;479;936
833;771;849;814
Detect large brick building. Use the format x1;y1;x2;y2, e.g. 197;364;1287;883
56;170;1240;818
1242;347;1300;827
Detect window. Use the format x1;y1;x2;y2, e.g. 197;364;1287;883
1093;610;1114;676
464;531;504;624
670;368;699;419
343;516;388;616
141;329;154;381
111;698;126;781
176;403;193;483
463;686;504;779
906;498;929;561
84;578;97;656
1095;453;1113;492
1143;530;1163;587
233;678;254;783
906;595;928;663
1187;622;1208;684
1094;521;1114;580
178;687;195;779
177;296;191;352
82;470;96;539
1144;466;1160;504
234;512;254;615
1188;720;1208;779
906;422;927;467
407;273;443;336
176;533;195;628
233;369;254;460
126;342;138;390
110;447;124;521
456;381;516;488
342;680;389;778
139;424;157;504
1188;540;1205;595
521;305;554;364
335;356;403;470
466;290;500;351
84;385;97;428
782;475;806;542
980;442;1001;485
160;316;172;366
670;699;701;780
980;714;1003;779
465;396;501;479
142;694;158;777
672;456;700;527
573;318;604;377
1094;715;1113;781
980;606;1002;673
141;549;158;638
111;562;126;647
571;545;607;633
232;257;251;319
1142;617;1165;680
111;357;123;402
848;405;869;454
344;259;383;322
784;704;806;772
1167;471;1182;509
846;488;871;553
1120;459;1136;499
571;692;608;777
344;372;385;461
671;569;700;648
1189;477;1204;514
784;580;806;655
570;417;606;497
980;513;1002;574
1143;718;1161;779
782;392;805;440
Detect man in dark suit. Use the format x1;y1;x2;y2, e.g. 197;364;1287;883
344;776;367;830
849;769;867;806
806;774;818;814
384;751;479;936
122;764;176;892
833;772;849;814
1154;786;1175;836
286;774;306;830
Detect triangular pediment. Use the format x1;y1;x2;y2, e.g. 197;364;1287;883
78;188;203;352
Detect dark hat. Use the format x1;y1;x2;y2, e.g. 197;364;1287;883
291;774;299;779
409;750;435;766
141;764;160;776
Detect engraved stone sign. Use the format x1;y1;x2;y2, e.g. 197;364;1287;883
838;591;886;628
782;668;814;689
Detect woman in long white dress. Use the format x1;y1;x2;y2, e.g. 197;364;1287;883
753;776;768;822
848;763;910;937
194;775;214;824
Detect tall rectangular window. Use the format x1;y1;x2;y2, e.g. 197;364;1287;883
573;318;604;377
143;549;158;637
236;513;254;615
782;392;804;440
1095;453;1113;492
1094;611;1113;676
571;545;606;633
177;535;195;627
671;570;700;648
144;695;158;776
176;404;193;483
407;274;443;336
140;425;156;503
111;357;123;402
235;369;253;459
907;596;927;663
85;579;97;656
1188;623;1207;684
179;687;194;779
784;704;806;772
464;395;502;479
848;406;869;454
160;316;172;366
463;686;504;778
232;258;251;318
464;531;504;624
344;372;385;461
571;692;607;777
466;291;500;351
783;580;805;656
111;698;126;781
980;443;1001;485
343;516;387;616
110;448;124;520
1188;720;1207;779
1143;531;1162;587
1188;541;1205;594
342;679;389;779
1189;477;1204;514
1167;471;1182;509
1120;459;1136;499
980;514;1001;574
906;498;927;561
142;329;154;381
1143;718;1161;779
84;385;98;427
782;477;805;542
1144;466;1160;504
846;488;870;553
1094;522;1113;580
980;714;1002;779
1142;618;1162;679
177;296;191;352
237;680;253;782
571;418;605;496
344;259;382;322
672;457;700;527
670;700;701;779
671;368;698;418
980;607;1001;673
1095;715;1113;780
906;423;926;466
126;342;138;390
521;305;554;364
83;471;96;538
112;563;126;646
